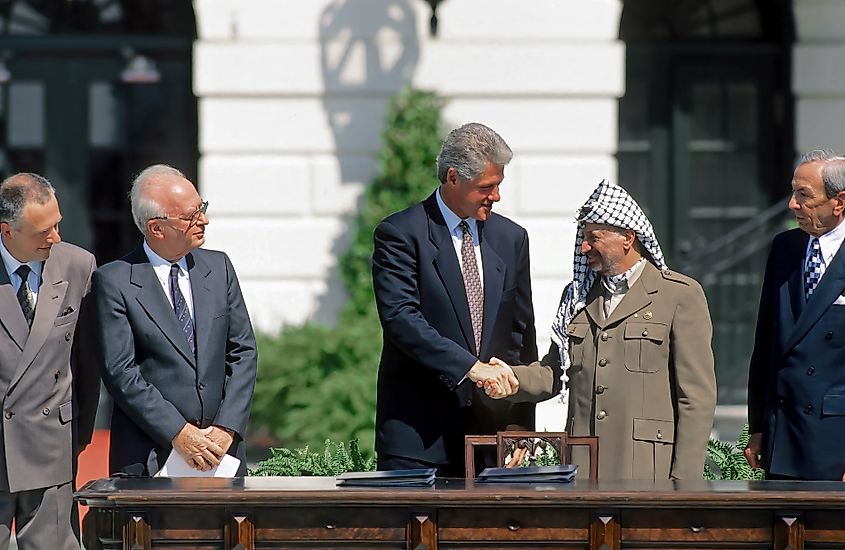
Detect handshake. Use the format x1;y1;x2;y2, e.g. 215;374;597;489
468;357;519;399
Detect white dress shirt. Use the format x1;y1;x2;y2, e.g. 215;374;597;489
436;187;484;289
143;240;195;325
0;236;42;304
602;258;646;318
806;219;845;280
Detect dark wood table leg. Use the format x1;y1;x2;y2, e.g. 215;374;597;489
590;510;620;550
122;513;150;550
774;513;804;550
407;512;437;550
225;514;255;550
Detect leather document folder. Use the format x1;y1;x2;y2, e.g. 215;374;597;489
475;464;578;483
336;468;437;487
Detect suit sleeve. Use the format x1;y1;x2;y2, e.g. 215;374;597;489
92;269;188;446
669;281;717;479
211;253;257;437
372;220;478;386
509;343;563;403
71;253;99;449
747;242;777;434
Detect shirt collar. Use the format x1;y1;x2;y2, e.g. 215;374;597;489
0;236;42;280
143;240;189;274
436;186;478;240
815;220;845;265
602;257;646;295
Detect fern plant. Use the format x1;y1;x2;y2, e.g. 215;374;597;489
250;439;377;477
704;423;765;480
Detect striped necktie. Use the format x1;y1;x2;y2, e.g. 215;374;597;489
459;221;483;355
804;237;823;301
169;264;195;354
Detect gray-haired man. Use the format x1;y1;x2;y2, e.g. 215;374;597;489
372;122;539;476
0;173;98;549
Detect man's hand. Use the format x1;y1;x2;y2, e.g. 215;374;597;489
467;359;518;399
207;426;235;454
743;432;763;469
171;424;225;471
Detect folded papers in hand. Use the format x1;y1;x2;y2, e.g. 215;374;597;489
336;468;436;487
476;464;578;483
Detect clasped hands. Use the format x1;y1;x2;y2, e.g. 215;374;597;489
171;423;234;471
468;358;518;399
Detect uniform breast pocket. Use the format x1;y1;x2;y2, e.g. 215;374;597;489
566;322;590;370
624;322;668;373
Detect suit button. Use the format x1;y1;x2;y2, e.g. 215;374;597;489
596;410;607;420
596;385;606;394
600;333;609;341
807;367;815;376
41;408;50;416
598;358;608;367
804;405;814;414
826;331;834;340
777;398;785;407
466;399;472;406
198;382;206;390
65;332;71;341
3;411;11;419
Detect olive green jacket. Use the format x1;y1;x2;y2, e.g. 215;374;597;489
511;262;716;480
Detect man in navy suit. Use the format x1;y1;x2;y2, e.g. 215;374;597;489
746;149;845;480
92;164;257;476
372;123;538;476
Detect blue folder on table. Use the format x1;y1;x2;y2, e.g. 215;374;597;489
475;464;578;483
336;468;436;487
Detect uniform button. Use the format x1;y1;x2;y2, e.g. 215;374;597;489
65;332;71;341
807;367;815;376
41;407;50;416
804;405;814;414
596;385;606;394
656;430;663;440
4;411;11;419
600;333;609;341
598;358;608;367
596;410;607;420
826;331;834;340
642;329;649;337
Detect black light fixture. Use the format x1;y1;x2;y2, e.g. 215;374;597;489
422;0;446;37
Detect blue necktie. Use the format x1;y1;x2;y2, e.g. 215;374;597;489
169;264;195;354
804;237;823;302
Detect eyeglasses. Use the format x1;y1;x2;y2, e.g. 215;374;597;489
150;201;209;225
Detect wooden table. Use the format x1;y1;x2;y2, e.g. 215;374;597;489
77;476;845;549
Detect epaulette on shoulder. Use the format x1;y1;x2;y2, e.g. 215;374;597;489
660;268;690;285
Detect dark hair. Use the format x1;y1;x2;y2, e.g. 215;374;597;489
0;173;55;228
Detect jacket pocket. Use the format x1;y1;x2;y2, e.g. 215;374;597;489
566;322;589;369
822;395;845;416
632;417;674;443
58;401;73;424
624;322;668;373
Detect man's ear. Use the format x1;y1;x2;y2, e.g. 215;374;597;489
146;219;163;240
0;221;11;239
833;191;845;217
622;229;637;251
445;167;459;187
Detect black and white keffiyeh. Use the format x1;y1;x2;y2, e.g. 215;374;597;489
550;179;667;396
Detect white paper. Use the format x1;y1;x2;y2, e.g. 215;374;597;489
154;450;241;478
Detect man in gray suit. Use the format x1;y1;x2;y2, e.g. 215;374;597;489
93;164;257;476
0;173;98;550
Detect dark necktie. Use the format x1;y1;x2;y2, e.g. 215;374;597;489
15;265;35;327
169;264;195;354
459;221;483;355
804;237;823;301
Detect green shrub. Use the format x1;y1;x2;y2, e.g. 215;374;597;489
704;422;765;480
249;88;445;457
250;439;377;477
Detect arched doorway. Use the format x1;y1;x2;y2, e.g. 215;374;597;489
617;0;794;407
0;0;197;263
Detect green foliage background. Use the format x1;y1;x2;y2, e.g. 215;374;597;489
249;88;444;457
704;422;765;480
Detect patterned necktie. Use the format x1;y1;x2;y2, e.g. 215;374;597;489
15;265;34;327
169;264;195;354
804;237;823;301
459;221;483;355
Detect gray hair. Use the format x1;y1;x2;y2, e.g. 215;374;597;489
436;123;513;183
799;149;845;198
0;173;55;228
130;164;186;235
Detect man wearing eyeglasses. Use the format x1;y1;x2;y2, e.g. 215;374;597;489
91;164;257;477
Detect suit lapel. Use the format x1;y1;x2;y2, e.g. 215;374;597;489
786;231;809;323
10;255;67;390
0;263;28;350
129;247;196;367
783;238;845;355
479;221;505;358
188;252;213;378
426;195;475;353
583;278;605;327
